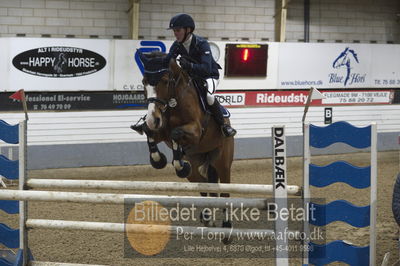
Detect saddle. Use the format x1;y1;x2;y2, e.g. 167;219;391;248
191;78;230;118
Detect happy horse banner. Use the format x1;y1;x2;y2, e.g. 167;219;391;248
278;43;400;89
1;37;110;92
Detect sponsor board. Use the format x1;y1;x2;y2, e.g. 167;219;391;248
1;39;400;92
278;43;400;89
217;90;394;107
8;38;110;91
215;93;245;106
12;46;106;78
321;90;393;105
1;91;146;111
0;89;393;112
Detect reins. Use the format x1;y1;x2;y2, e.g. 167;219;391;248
146;68;185;113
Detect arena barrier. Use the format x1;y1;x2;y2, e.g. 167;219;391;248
0;121;301;266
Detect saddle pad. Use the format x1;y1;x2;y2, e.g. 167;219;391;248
197;91;230;118
194;79;230;118
220;104;231;118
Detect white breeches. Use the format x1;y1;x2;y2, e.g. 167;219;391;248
206;78;219;105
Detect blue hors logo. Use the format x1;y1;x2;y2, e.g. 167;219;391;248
135;41;166;74
330;47;366;86
12;46;106;78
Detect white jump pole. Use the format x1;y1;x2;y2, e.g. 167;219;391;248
0;189;273;209
27;179;301;196
26;219;279;237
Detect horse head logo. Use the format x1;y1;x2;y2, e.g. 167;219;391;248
332;47;359;86
54;53;67;74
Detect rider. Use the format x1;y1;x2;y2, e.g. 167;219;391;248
131;13;236;138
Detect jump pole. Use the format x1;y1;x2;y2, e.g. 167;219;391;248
26;219;279;237
27;179;301;196
0;189;273;209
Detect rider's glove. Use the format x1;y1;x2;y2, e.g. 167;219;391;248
179;57;192;71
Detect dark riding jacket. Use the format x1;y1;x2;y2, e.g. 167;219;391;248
164;34;221;80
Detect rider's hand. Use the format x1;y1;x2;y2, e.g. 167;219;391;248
179;57;192;71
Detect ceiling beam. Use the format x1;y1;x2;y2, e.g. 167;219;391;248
275;0;289;42
128;0;140;39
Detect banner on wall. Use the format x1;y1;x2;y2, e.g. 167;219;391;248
0;89;394;111
1;38;400;92
7;38;110;91
0;91;146;111
278;43;400;89
216;90;394;107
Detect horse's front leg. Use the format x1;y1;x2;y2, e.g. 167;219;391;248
170;122;201;178
171;121;201;147
171;140;191;178
146;133;167;169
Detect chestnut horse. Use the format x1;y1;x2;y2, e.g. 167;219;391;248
138;52;234;229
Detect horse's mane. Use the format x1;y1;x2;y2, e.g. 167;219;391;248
145;51;167;59
141;51;193;88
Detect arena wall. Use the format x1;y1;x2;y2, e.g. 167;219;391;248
0;0;398;43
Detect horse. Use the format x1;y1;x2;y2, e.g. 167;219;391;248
137;51;234;233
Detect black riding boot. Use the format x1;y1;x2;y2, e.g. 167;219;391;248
209;101;237;137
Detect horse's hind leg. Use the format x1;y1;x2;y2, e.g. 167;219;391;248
219;165;233;244
199;165;219;227
216;138;234;244
207;165;218;197
184;158;215;227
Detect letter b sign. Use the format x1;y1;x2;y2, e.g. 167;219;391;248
324;107;332;124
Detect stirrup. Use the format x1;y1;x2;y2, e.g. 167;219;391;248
130;116;146;135
130;123;145;135
222;125;236;137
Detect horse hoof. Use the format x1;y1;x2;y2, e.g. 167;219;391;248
149;152;167;169
176;161;191;178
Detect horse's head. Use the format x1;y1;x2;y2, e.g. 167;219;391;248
140;52;186;131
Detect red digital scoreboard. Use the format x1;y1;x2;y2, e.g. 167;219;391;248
224;44;268;77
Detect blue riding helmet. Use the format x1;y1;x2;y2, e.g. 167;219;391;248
168;13;195;30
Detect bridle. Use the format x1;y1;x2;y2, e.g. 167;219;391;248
145;67;187;114
144;64;208;139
